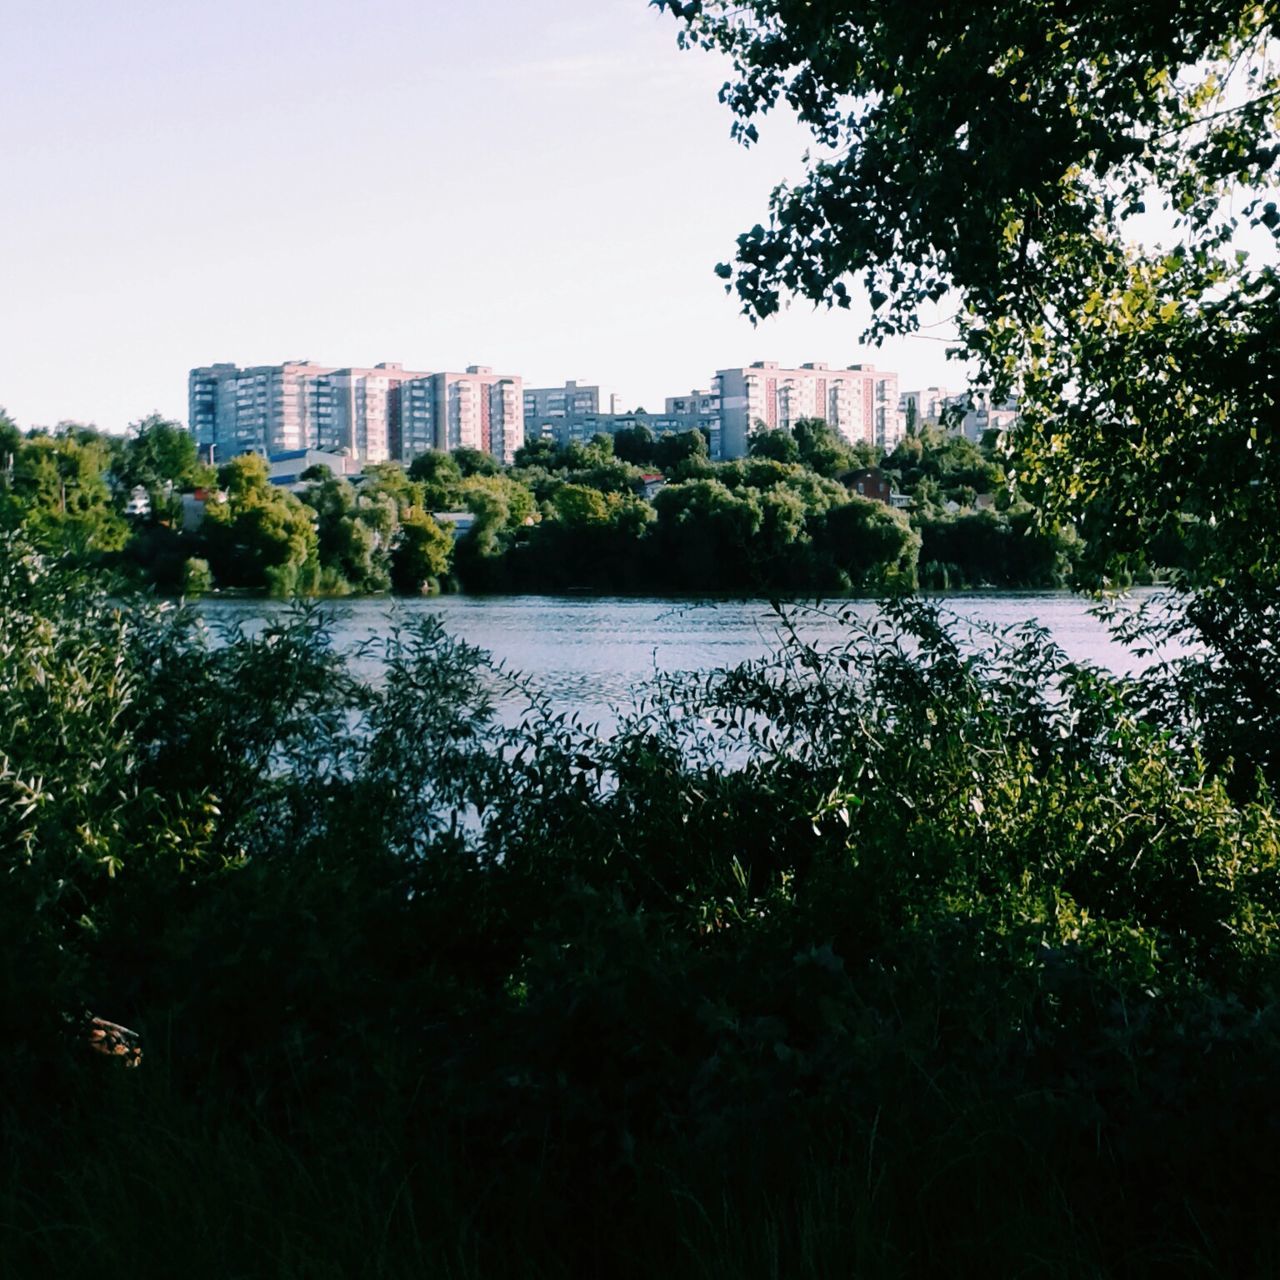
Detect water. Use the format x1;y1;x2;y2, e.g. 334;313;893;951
196;592;1177;725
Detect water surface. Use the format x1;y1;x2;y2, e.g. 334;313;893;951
197;592;1174;724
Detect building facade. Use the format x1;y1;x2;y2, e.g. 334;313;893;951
712;362;905;458
898;387;1019;442
899;385;955;428
524;380;618;423
433;367;524;464
188;360;522;465
190;356;911;468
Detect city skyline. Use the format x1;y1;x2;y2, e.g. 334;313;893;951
1;0;966;435
189;355;931;465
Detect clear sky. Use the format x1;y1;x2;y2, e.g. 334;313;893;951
1;0;964;433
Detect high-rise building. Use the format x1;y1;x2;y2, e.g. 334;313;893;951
188;360;523;464
324;363;424;461
189;360;341;459
843;364;905;451
433;366;524;464
524;380;618;423
714;362;865;458
900;386;955;428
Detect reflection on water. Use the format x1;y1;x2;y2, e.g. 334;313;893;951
197;592;1172;724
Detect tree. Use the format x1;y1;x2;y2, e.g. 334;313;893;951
814;497;919;592
652;428;709;476
660;0;1280;782
512;437;561;470
203;453;318;594
612;424;658;466
407;450;464;509
652;479;763;588
390;513;453;593
301;472;390;593
116;414;211;514
0;407;19;466
791;419;852;478
3;429;127;554
747;427;800;464
452;447;501;478
657;0;1280;584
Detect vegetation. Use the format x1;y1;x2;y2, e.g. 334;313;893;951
0;406;1083;599
3;2;1279;1273
655;0;1280;602
2;531;1279;1276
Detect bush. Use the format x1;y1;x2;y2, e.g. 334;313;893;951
3;538;1279;1276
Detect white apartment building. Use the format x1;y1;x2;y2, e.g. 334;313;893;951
717;361;889;458
190;361;339;458
953;393;1019;443
898;387;1019;442
899;386;955;429
326;364;420;461
189;360;523;464
664;388;720;418
189;360;430;464
846;363;905;451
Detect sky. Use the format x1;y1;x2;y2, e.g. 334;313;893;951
0;0;966;433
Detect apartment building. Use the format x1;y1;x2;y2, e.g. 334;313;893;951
433;366;524;464
524;380;618;423
845;364;905;451
188;360;525;464
189;356;907;467
716;362;873;458
188;360;430;463
952;393;1019;443
900;386;955;428
189;361;337;458
897;387;1019;442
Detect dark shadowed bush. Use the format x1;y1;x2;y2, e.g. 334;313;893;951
3;534;1279;1277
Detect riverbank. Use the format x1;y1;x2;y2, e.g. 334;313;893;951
3;548;1271;1279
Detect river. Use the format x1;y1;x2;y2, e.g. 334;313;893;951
197;591;1179;725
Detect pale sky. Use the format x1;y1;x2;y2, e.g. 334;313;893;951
1;0;965;433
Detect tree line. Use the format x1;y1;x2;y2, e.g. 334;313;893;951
0;406;1088;597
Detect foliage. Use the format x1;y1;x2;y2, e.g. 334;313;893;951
656;0;1280;585
203;453;319;595
747;425;800;464
453;446;501;478
4;542;1280;1274
918;506;1081;589
408;448;464;509
114;414;214;518
0;426;128;555
611;422;659;466
181;556;213;597
390;511;453;594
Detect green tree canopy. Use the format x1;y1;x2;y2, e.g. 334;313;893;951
452;447;501;478
748;427;801;464
612;424;659;466
390;512;453;594
117;414;210;500
407;449;464;509
657;0;1280;587
791;419;854;478
204;453;318;595
653;428;710;476
1;428;127;554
